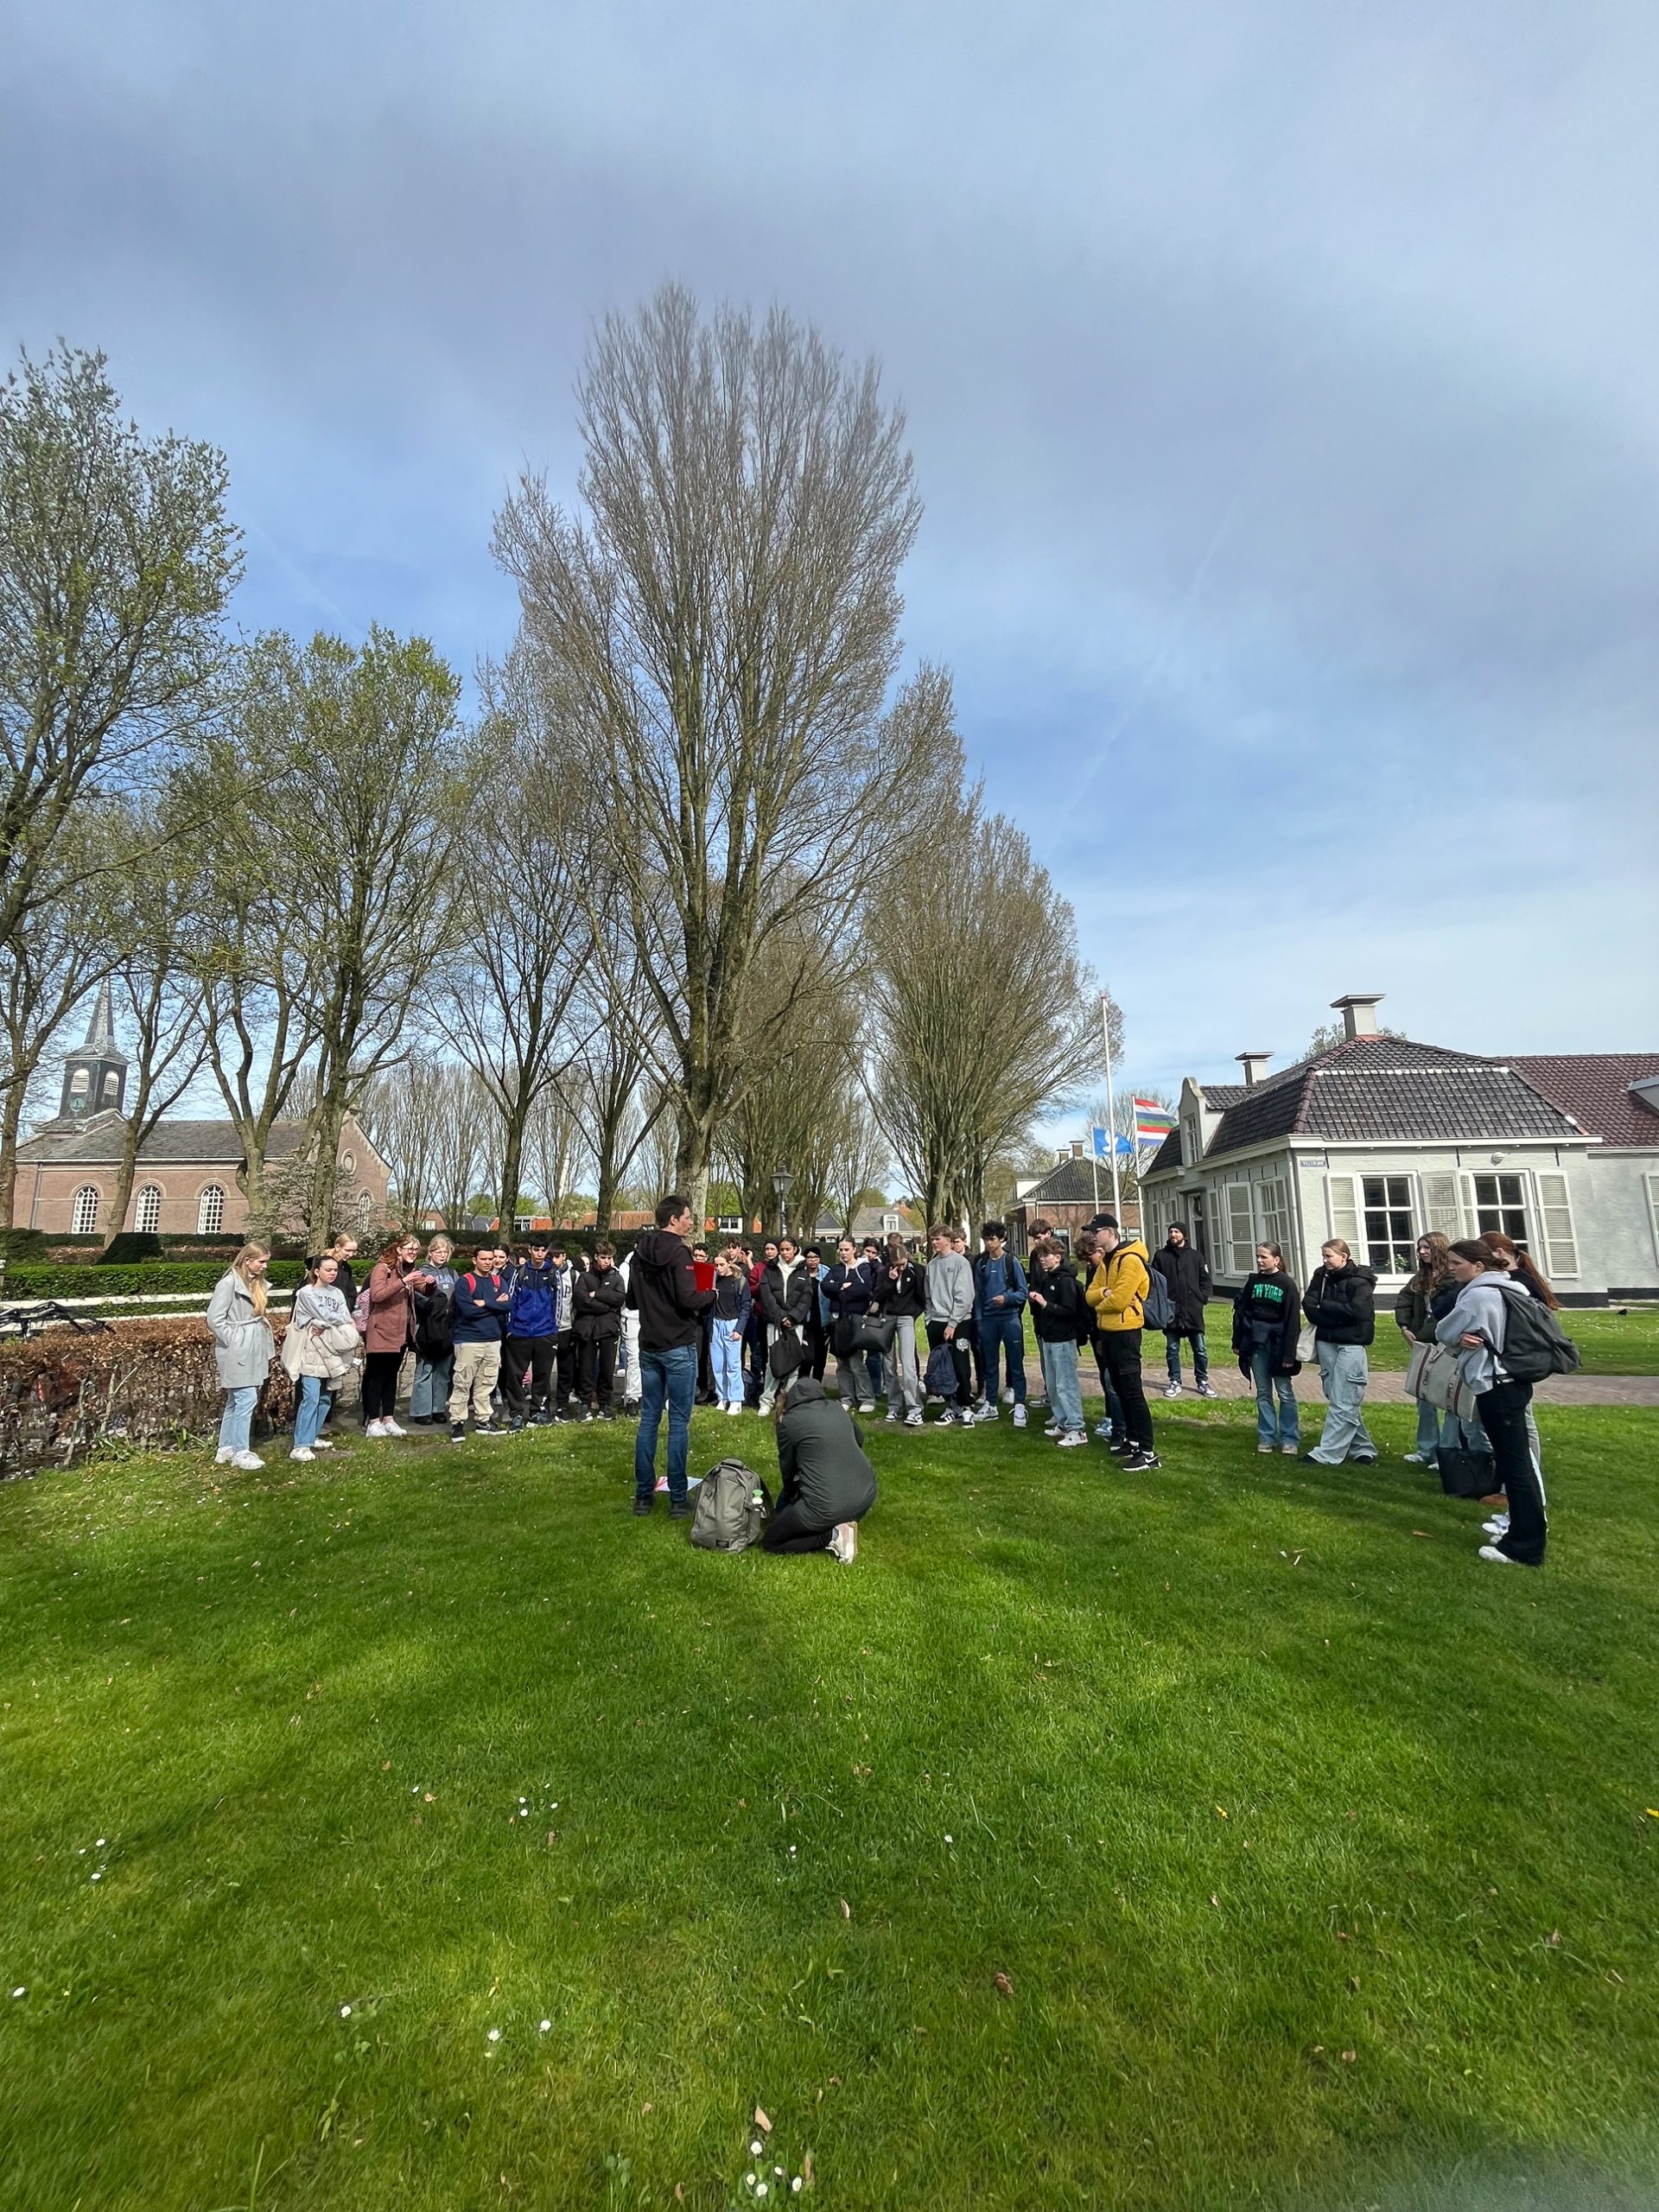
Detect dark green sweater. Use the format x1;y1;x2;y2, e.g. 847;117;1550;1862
775;1381;878;1525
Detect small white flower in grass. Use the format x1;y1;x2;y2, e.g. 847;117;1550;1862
10;1987;25;1999
96;1838;105;1847
340;2005;352;2018
539;2019;550;2032
944;1834;954;1845
792;2182;803;2196
756;2190;767;2201
91;1872;103;1882
774;2165;785;2177
487;2027;500;2043
751;2140;763;2156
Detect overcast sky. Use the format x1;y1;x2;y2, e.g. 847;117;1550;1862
5;0;1656;1120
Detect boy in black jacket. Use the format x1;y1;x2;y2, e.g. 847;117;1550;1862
1027;1238;1088;1443
573;1243;626;1419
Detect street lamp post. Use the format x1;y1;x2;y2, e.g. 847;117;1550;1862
771;1161;794;1243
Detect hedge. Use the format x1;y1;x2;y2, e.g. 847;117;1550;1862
0;1317;299;1478
0;1261;307;1301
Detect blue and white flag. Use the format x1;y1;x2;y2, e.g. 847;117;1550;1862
1089;1125;1111;1160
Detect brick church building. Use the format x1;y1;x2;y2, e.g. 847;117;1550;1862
10;985;390;1241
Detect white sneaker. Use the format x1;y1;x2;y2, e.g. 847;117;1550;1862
1164;1381;1183;1399
1478;1543;1516;1565
1257;1443;1274;1455
214;1446;235;1465
365;1420;388;1439
289;1446;315;1462
1012;1404;1027;1428
1094;1421;1115;1439
833;1520;858;1564
380;1417;406;1437
1197;1381;1217;1398
232;1451;263;1471
313;1438;336;1451
1056;1430;1087;1449
885;1408;899;1423
1482;1516;1510;1537
956;1408;977;1427
726;1402;742;1416
905;1411;924;1427
974;1402;998;1423
1043;1422;1063;1437
1403;1452;1427;1465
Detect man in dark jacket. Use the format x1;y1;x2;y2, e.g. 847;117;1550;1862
1153;1223;1215;1399
758;1236;812;1414
762;1376;878;1562
629;1195;716;1514
502;1236;558;1428
973;1221;1029;1427
449;1247;512;1442
573;1243;626;1419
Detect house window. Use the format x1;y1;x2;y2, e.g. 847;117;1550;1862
1187;1192;1207;1259
72;1185;100;1236
197;1185;226;1235
514;1213;533;1235
1258;1178;1292;1267
359;1189;375;1224
1181;1116;1200;1168
102;1071;120;1100
70;1068;90;1099
135;1185;162;1236
717;1215;744;1235
1472;1173;1528;1243
1361;1175;1414;1273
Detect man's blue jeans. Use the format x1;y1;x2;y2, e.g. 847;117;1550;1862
1166;1329;1209;1383
978;1310;1027;1405
634;1344;698;1503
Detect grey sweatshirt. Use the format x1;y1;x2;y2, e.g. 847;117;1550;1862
925;1249;975;1325
1433;1271;1514;1393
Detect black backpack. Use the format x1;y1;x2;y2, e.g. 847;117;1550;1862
415;1284;454;1360
1491;1287;1580;1383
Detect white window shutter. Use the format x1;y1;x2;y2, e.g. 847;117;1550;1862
1459;1172;1478;1232
1647;1174;1659;1263
1535;1172;1579;1280
1227;1185;1255;1274
1327;1173;1358;1248
1421;1172;1461;1236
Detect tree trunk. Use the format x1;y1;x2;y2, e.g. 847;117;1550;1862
308;1091;351;1245
0;1078;24;1231
496;1102;530;1230
105;1111;148;1249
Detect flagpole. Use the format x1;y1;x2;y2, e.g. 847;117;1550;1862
1101;991;1122;1221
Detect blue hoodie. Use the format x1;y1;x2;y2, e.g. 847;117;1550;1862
452;1268;512;1344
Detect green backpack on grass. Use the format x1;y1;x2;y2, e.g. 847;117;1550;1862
688;1459;772;1553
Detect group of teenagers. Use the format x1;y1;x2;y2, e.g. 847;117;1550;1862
201;1195;1557;1572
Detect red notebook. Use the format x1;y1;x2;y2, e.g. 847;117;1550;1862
693;1260;716;1293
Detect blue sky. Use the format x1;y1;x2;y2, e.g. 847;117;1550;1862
5;0;1657;1118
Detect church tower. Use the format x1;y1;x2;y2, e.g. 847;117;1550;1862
59;981;129;1122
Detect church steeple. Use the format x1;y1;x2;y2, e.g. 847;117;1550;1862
60;980;129;1122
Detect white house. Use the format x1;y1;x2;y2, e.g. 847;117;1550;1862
1138;994;1659;1306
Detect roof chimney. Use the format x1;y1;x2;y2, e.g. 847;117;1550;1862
1236;1051;1272;1089
1331;992;1384;1042
1070;1140;1084;1159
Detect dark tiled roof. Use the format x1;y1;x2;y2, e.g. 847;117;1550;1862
17;1117;312;1168
1196;1034;1580;1157
1019;1155;1119;1205
1198;1082;1249;1109
1509;1055;1659;1149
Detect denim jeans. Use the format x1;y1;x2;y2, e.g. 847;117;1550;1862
886;1317;923;1415
294;1373;328;1452
1309;1341;1375;1463
1166;1328;1209;1384
635;1344;698;1503
1248;1347;1299;1448
1039;1338;1084;1433
711;1322;745;1407
979;1309;1027;1404
218;1385;257;1454
410;1352;454;1420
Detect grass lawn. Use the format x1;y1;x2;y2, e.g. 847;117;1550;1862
1189;1302;1659;1377
3;1400;1657;2211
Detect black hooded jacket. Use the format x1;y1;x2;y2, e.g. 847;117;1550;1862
627;1228;715;1351
1151;1228;1211;1332
775;1378;879;1526
1302;1262;1376;1346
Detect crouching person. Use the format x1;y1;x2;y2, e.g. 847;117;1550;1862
764;1376;877;1563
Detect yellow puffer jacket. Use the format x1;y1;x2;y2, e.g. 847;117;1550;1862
1086;1240;1151;1332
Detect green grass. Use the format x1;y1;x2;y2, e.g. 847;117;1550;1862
1188;1302;1659;1376
3;1403;1658;2211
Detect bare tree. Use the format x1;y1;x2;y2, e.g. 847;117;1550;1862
826;1090;892;1235
442;648;590;1222
866;789;1112;1225
493;285;953;1218
192;628;468;1235
0;345;240;954
99;790;209;1243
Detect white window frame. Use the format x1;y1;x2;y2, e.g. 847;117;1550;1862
1465;1170;1529;1245
135;1185;162;1236
72;1185;100;1236
1360;1172;1415;1275
197;1185;226;1236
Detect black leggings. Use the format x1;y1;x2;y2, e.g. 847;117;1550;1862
1101;1330;1154;1451
363;1351;404;1421
1478;1378;1545;1565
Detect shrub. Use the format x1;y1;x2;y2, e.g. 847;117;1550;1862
99;1232;165;1265
0;1317;299;1478
0;1229;49;1262
1;1261;306;1300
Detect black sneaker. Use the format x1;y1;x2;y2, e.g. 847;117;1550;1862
474;1423;505;1440
1107;1438;1135;1456
669;1500;693;1520
1125;1449;1161;1470
632;1496;653;1516
507;1416;524;1433
448;1422;466;1445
